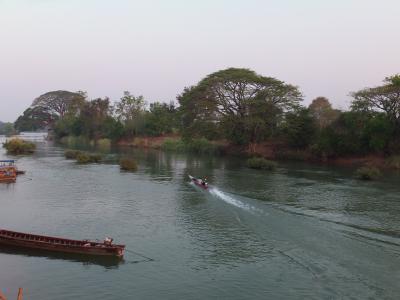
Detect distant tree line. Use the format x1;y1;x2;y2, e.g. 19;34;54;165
13;68;400;158
15;90;178;141
0;121;14;136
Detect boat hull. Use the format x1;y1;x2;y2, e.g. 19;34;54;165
0;230;125;257
188;175;208;190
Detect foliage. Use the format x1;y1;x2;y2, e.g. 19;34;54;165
386;156;400;169
178;68;302;144
311;111;366;158
355;166;381;180
119;158;138;171
0;121;15;136
284;108;317;149
76;152;102;164
308;97;339;128
143;102;178;136
32;90;86;118
14;106;56;132
3;138;36;155
161;138;187;152
64;149;83;159
351;75;400;128
114;92;146;137
96;138;112;150
246;157;277;170
178;86;222;141
161;138;222;154
59;135;91;147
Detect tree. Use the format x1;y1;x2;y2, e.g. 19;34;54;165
0;121;14;135
32;90;86;118
144;101;178;136
284;108;316;149
308;97;339;128
79;98;111;139
178;68;302;144
114;92;146;136
351;75;400;128
177;86;221;140
14;106;55;131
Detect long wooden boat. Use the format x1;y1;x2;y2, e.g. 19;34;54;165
0;229;125;258
188;175;209;190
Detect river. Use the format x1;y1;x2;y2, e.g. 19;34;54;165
0;134;399;299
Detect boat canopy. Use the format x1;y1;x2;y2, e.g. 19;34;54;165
0;160;15;163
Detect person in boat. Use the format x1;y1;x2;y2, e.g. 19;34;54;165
104;237;113;246
201;178;208;187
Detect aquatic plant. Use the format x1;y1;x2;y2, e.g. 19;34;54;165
355;166;381;180
246;157;277;170
76;152;102;164
2;138;36;155
64;149;83;159
119;158;138;171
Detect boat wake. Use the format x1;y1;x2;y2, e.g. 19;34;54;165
209;188;262;214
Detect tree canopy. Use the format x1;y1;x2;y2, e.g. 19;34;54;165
351;75;400;127
32;90;86;118
178;68;303;144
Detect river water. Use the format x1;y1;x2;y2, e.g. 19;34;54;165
0;134;399;299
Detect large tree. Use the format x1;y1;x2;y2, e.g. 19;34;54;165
114;91;146;136
32;90;86;118
178;68;302;144
14;106;55;131
351;75;400;127
308;97;339;129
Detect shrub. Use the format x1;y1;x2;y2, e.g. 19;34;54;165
161;138;186;152
89;153;102;163
59;135;91;147
64;150;83;159
355;166;381;180
161;138;222;155
386;156;400;169
186;138;222;155
96;138;111;150
246;157;277;170
3;138;36;155
76;152;102;164
120;158;138;171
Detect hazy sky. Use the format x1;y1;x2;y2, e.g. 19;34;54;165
1;0;399;122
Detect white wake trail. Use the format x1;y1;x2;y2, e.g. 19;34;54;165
209;188;261;213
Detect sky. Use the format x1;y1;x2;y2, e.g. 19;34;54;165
0;0;399;122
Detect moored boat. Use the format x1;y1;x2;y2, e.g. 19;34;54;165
0;160;17;183
0;229;125;258
188;175;209;190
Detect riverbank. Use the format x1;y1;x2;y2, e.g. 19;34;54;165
54;133;400;172
115;136;400;171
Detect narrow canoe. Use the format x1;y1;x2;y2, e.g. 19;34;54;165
0;229;125;257
188;175;209;190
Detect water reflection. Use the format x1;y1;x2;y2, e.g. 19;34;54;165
0;245;123;269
